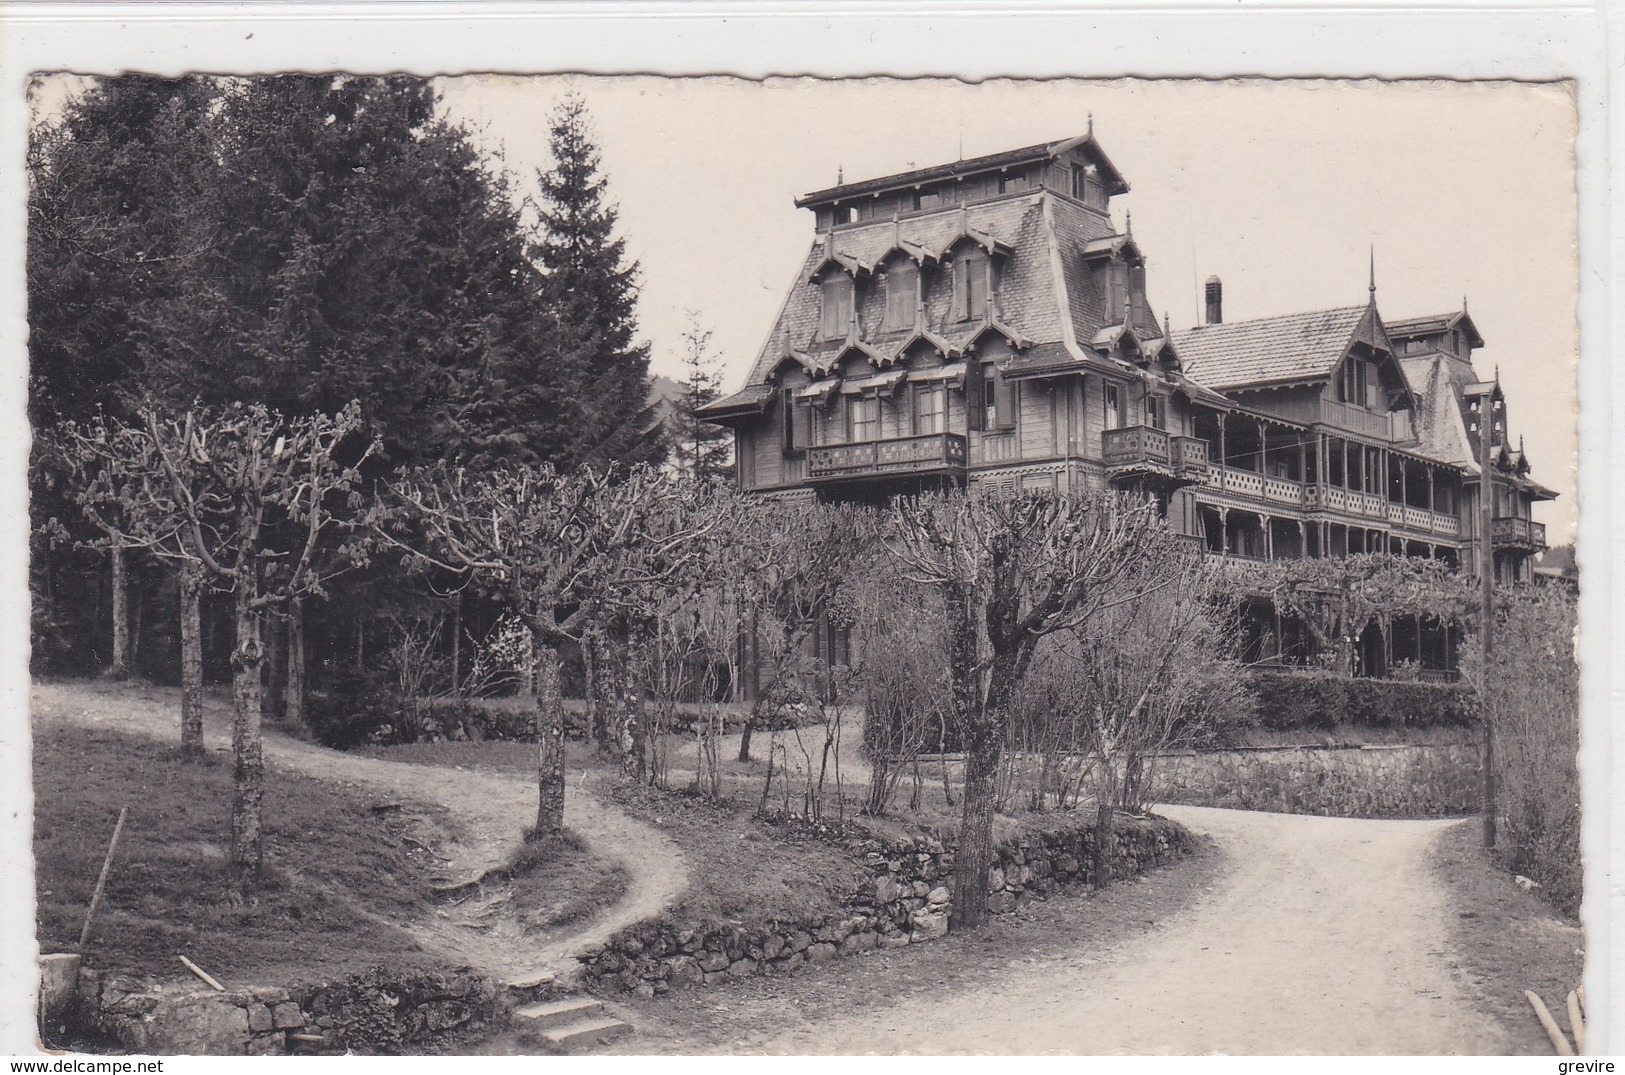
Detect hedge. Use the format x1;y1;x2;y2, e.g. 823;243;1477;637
1246;670;1478;730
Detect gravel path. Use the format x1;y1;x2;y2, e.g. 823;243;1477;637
663;805;1510;1055
30;681;688;984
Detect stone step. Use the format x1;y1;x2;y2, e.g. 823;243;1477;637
542;1015;634;1054
502;970;556;993
513;997;606;1031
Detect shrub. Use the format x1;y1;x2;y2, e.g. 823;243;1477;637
1247;670;1476;731
1461;586;1580;914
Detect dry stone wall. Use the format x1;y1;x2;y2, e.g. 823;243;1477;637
579;814;1193;997
69;965;503;1055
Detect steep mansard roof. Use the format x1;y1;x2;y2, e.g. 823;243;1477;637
744;193;1125;387
1171;306;1369;390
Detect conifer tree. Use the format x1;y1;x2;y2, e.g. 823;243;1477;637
532;94;665;469
668;315;734;485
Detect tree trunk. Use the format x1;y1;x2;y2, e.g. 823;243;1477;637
180;560;204;759
450;591;462;697
1092;796;1117;889
230;570;265;885
265;605;288;723
585;631;610;748
534;639;566;836
285;597;306;729
951;741;998;930
736;611;761;762
619;654;646;783
107;539;130;680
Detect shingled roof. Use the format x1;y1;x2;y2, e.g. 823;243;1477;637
1173;306;1368;390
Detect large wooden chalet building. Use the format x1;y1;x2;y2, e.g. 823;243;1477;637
698;131;1556;677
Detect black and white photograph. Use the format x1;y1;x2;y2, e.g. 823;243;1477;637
8;38;1604;1060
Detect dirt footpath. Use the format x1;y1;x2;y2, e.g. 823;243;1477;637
644;805;1510;1055
29;681;688;983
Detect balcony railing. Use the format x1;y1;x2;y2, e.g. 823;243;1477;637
806;432;968;481
1317;398;1393;438
1102;427;1209;481
1490;516;1547;551
1102;425;1171;468
1199;465;1461;536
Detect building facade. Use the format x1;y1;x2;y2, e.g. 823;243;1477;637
699;132;1556;672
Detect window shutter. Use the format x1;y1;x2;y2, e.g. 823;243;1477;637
952;258;968;320
995;371;1017;430
797;400;815;449
966;361;985;431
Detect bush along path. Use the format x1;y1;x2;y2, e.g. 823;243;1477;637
31;681;689;988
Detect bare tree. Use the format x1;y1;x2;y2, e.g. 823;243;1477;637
1041;549;1249;883
879;488;1171;929
62;402;375;883
380;463;719;834
728;498;863;763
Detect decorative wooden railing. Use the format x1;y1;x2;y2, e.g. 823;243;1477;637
807;432;968;480
1200;464;1460;536
1318;398;1393;438
1490;516;1547;550
1103;428;1210;480
979;431;1019;463
1102;425;1171;467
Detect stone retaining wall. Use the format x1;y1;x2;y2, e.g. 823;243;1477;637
1152;743;1480;818
579;814;1193;997
66;965;504;1055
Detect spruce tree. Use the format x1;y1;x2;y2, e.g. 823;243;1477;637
668;315;734;484
532;94;665;470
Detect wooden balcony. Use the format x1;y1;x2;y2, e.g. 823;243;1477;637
1102;427;1207;486
1198;466;1461;537
1317;398;1393;438
806;432;968;483
1490;516;1547;551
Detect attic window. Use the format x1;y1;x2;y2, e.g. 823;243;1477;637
908;189;942;212
830;205;858;227
819;275;854;339
998;171;1030;194
883;262;918;331
953;252;992;321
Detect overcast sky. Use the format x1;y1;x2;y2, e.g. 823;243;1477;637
34;75;1577;537
435;76;1576;538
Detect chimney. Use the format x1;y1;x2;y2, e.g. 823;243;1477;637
1204;275;1223;325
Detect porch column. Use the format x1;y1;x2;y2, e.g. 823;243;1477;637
1218;506;1230;557
1257;419;1267;473
1298;519;1308;559
1262;513;1274;560
1427;466;1436;513
1218;413;1228;487
1298;439;1307;483
1399;457;1408;506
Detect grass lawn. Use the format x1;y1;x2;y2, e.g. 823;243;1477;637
500;829;632;936
34;723;448;987
1431;821;1586;1054
361;739;870;928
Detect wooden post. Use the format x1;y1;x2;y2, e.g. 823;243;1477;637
78;807;128;952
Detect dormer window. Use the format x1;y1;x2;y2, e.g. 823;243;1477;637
882;261;918;331
953;251;992;322
819;275;854;338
